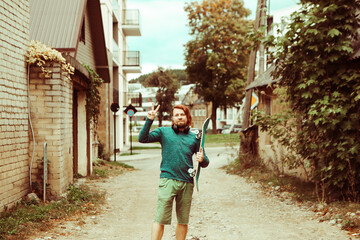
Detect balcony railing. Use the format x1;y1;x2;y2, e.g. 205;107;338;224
122;9;139;25
122;9;141;36
123;51;140;66
122;51;141;73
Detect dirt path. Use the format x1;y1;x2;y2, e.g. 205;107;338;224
30;147;353;240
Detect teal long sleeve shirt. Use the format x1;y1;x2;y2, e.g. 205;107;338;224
138;118;209;183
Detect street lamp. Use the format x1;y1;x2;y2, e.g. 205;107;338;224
110;102;119;162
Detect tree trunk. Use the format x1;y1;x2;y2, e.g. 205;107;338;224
158;112;163;127
239;125;259;168
211;102;217;134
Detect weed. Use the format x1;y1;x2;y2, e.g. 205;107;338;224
93;169;109;179
91;159;134;180
0;185;104;239
98;141;111;161
107;161;134;169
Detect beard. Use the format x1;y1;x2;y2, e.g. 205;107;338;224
175;121;186;127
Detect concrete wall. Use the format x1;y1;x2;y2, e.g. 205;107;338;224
0;0;30;210
257;89;308;181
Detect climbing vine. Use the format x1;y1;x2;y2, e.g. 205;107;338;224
256;0;360;201
83;65;103;132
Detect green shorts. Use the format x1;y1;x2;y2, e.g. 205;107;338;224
154;178;194;225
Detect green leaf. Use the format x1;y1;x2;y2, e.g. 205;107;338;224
327;29;341;38
298;83;306;89
305;28;319;36
349;146;358;154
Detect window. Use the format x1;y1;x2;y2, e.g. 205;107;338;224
80;17;85;43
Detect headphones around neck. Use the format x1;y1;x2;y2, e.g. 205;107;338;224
172;124;190;134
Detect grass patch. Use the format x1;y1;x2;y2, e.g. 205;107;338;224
132;146;161;150
91;159;134;179
205;133;240;144
0;185;104;239
119;152;140;156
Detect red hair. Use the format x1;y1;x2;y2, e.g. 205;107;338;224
172;105;193;127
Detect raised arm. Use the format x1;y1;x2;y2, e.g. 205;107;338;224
138;103;161;143
147;102;160;120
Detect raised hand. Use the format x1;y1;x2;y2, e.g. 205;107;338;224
147;102;160;120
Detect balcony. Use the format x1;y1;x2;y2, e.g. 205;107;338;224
112;39;120;66
123;51;141;73
122;9;141;36
123;92;142;107
112;0;120;23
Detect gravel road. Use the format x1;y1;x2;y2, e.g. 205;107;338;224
30;146;353;240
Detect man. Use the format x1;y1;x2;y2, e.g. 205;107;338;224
139;103;210;240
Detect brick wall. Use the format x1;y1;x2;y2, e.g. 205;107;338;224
29;63;73;198
0;0;30;210
98;84;113;153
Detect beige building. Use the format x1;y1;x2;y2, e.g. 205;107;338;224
98;0;141;155
0;0;141;211
0;0;31;210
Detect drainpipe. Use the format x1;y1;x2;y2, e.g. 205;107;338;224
27;63;36;192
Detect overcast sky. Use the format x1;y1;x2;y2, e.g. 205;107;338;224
126;0;299;80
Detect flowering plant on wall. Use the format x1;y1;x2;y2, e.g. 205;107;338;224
26;40;74;76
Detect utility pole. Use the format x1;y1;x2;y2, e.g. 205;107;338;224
242;0;267;130
240;0;267;160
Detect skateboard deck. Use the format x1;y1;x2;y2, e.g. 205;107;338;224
195;117;211;191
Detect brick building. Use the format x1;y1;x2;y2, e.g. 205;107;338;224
0;0;113;210
0;0;31;210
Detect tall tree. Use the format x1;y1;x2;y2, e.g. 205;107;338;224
184;0;252;132
143;67;180;126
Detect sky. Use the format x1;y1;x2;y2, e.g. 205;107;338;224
126;0;300;80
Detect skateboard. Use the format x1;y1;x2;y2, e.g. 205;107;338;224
195;117;211;191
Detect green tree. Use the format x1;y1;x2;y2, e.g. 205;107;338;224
184;0;252;132
129;69;188;85
259;0;360;201
143;67;180;126
129;72;152;84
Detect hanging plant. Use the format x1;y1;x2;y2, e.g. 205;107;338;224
26;40;74;76
83;64;103;132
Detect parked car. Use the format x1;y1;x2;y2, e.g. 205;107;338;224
232;124;242;133
217;124;231;134
222;124;242;134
